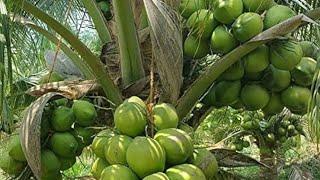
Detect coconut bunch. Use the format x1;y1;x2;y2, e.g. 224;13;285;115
90;96;219;180
0;98;97;179
228;113;306;151
96;0;112;20
36;98;97;179
180;0;317;116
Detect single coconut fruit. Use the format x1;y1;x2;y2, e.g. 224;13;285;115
126;137;166;178
291;57;317;87
243;45;269;73
179;0;207;18
269;40;303;70
184;35;210;59
51;106;74;132
153;103;179;130
281;85;311;115
232;12;263;42
264;5;296;29
188;148;218;179
187;9;218;39
72;100;97;127
104;135;133;165
114;101;147;137
154;128;193;165
100;164;139;180
211;25;238;54
91;158;109;179
262;65;291;92
242;0;274;13
166;164;206;180
143;172;170;180
213;0;244;24
240;84;270;110
49;132;79;158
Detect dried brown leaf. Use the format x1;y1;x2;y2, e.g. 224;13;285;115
143;0;183;103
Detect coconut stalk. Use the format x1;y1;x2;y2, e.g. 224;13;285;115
18;1;123;106
176;10;320;120
81;0;112;44
112;0;145;87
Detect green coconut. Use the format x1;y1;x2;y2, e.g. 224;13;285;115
124;96;147;111
206;80;241;106
49;132;79;158
262;93;284;115
126;137;166;178
91;158;109;179
187;9;218;39
211;25;238;54
115;101;147;137
100;164;139;180
8;135;26;162
91;129;116;158
270;40;303;70
51;106;75;132
154;128;193;165
299;41;318;58
57;156;76;170
281;85;311;115
243;45;269;73
39;72;64;84
166;164;206;180
264;5;296;29
72;100;97;127
41;149;61;176
291;57;317;87
184;35;210;59
179;0;207;18
213;0;243;24
104;135;133;165
220;61;244;80
143;172;170;180
153;103;179;130
232;12;263;42
240;84;270;110
188;148;218;179
242;0;274;13
0;152;26;175
262;65;291;92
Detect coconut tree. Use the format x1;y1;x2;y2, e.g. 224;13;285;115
0;0;320;179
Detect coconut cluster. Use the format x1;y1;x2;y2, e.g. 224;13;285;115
180;0;317;116
90;96;219;180
0;98;98;179
41;99;98;179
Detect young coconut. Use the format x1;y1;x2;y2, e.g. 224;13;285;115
281;85;311;115
291;57;317;87
187;9;218;39
264;5;296;29
262;65;291;92
232;12;263;42
242;0;274;13
184;35;210;59
269;40;303;71
213;0;244;24
240;84;270;110
211;25;238;54
243;45;269;73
